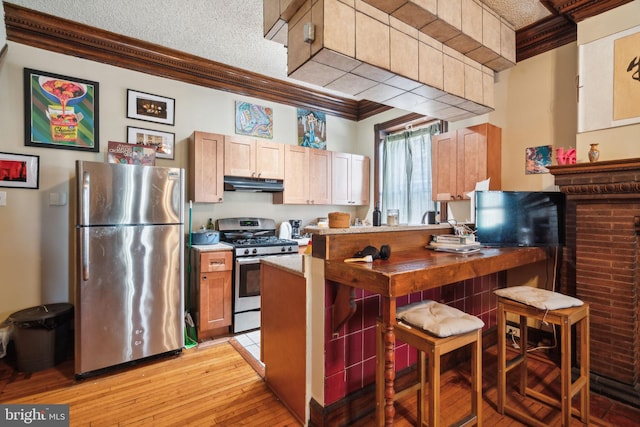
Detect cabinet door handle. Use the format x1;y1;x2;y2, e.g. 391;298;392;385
209;260;225;267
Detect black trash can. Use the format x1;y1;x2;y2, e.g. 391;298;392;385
8;303;73;373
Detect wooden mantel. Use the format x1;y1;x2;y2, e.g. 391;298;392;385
549;159;640;408
549;158;640;197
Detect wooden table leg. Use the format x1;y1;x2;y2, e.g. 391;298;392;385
382;297;397;426
384;323;396;426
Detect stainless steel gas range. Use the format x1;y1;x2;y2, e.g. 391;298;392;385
217;217;298;333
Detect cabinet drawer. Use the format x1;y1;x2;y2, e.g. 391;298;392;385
200;251;232;272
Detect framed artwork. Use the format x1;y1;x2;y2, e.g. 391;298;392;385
126;126;175;160
578;24;640;132
525;145;552;174
297;108;326;149
24;68;99;152
0;152;39;189
127;89;175;125
613;30;640;121
235;101;273;138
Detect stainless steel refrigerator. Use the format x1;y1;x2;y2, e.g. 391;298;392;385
74;160;184;377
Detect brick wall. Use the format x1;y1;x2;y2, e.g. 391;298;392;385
550;159;640;405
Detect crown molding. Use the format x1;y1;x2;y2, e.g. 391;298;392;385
516;0;634;62
3;2;392;122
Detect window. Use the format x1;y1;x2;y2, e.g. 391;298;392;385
374;115;445;225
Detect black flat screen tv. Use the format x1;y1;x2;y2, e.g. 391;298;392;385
475;191;566;247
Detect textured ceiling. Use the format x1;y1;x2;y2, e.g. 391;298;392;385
2;1;624;102
482;0;551;29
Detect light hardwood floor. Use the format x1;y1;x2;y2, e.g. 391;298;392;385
1;340;639;426
1;340;298;426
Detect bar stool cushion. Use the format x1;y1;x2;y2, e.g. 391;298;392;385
495;285;583;310
397;300;484;337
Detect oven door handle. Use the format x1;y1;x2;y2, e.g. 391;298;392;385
235;256;264;265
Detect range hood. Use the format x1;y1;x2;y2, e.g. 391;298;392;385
223;176;284;192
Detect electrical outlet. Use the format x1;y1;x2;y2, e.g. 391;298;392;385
507;327;520;339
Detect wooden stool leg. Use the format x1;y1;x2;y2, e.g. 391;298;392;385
519;314;528;396
429;346;441;427
418;351;425;426
472;329;483;426
497;301;507;414
561;318;571;426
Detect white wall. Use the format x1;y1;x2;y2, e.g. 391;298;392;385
575;0;640;159
0;42;371;319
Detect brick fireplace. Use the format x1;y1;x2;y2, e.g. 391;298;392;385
550;159;640;408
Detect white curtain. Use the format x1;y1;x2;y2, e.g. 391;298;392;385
381;124;440;225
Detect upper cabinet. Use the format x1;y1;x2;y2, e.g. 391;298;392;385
189;131;369;206
431;123;501;201
274;145;332;205
224;135;284;180
332;152;370;206
188;131;224;203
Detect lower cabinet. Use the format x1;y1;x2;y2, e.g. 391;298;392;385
193;250;233;340
261;262;306;423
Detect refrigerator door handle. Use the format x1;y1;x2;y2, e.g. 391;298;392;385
81;171;90;225
81;227;90;281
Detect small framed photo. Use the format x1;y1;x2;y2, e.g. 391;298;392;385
127;89;175;125
0;152;40;189
24;68;99;152
127;126;175;160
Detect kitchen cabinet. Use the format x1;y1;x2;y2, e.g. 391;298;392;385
273;145;331;205
224;135;284;180
188;131;224;203
431;123;501;201
331;152;370;206
194;250;233;340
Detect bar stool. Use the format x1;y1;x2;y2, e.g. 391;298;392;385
376;300;484;427
495;286;590;427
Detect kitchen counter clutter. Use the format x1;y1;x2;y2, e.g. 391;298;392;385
304;223;451;235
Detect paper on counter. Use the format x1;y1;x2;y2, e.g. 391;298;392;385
466;178;490;224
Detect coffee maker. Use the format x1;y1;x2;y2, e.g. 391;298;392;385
289;219;302;238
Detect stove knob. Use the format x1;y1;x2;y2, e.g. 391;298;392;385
252;248;258;254
244;249;250;255
281;247;286;252
287;246;293;252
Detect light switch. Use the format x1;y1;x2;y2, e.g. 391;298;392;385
49;192;68;206
0;191;6;206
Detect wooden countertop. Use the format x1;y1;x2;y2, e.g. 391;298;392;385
325;246;548;297
188;242;234;252
260;254;305;277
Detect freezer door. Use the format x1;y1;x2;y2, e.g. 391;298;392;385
75;224;184;375
76;160;183;226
